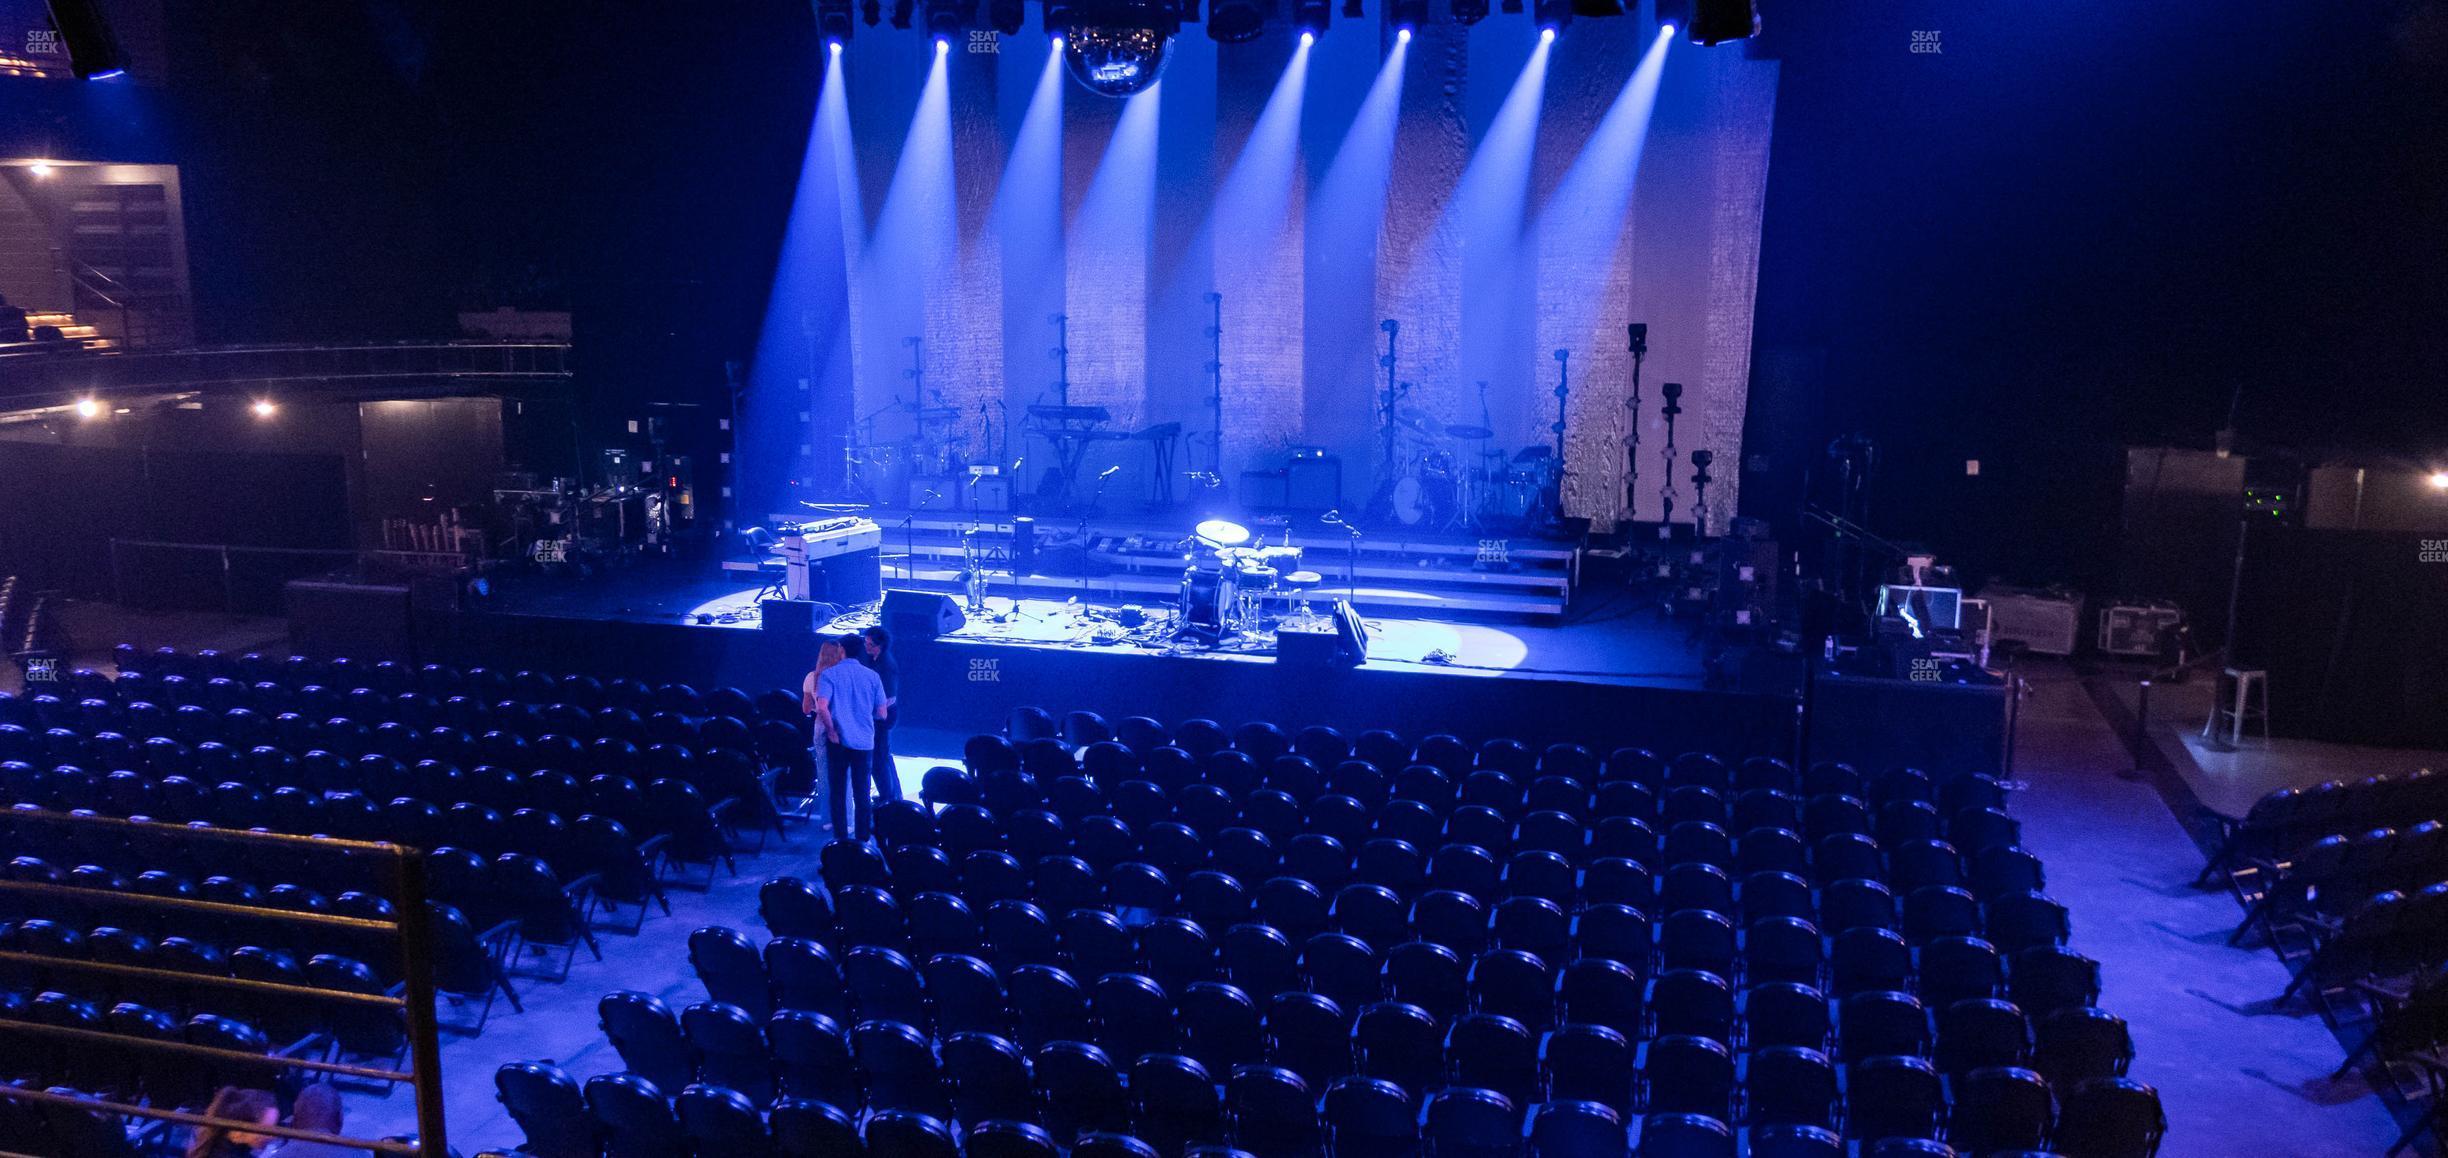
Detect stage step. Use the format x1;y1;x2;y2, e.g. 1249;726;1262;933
863;514;1573;618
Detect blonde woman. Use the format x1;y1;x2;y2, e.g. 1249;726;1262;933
802;639;844;830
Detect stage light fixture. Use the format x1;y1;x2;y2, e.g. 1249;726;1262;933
1294;0;1330;38
41;0;126;80
2430;470;2448;491
891;0;915;30
924;0;973;38
74;397;100;419
1687;0;1757;45
817;0;858;42
1533;0;1568;33
28;161;54;178
989;0;1026;34
1569;0;1621;16
1206;0;1273;42
1389;0;1426;31
251;399;277;419
1449;0;1486;24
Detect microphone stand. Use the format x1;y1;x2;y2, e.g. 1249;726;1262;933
1623;323;1646;529
1322;510;1364;603
902;491;939;583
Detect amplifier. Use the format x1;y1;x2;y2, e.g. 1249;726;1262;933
1239;470;1289;510
1287;457;1342;514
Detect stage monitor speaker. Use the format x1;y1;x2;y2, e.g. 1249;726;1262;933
809;548;883;604
883;589;967;641
1279;599;1367;667
762;597;842;635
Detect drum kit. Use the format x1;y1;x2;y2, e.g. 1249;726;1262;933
1373;382;1557;531
1177;517;1322;641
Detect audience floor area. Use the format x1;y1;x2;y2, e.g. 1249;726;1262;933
336;700;2417;1156
12;600;2434;1154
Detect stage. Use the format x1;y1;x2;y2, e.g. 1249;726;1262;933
423;558;1810;758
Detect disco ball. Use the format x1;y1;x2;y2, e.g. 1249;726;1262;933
1062;21;1172;97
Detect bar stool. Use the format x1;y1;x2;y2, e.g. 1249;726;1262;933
1283;570;1323;623
2202;667;2270;748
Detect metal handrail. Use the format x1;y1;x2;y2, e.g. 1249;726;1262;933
0;1086;417;1156
0;879;405;931
2;809;450;1155
0;340;572;398
0;1021;413;1083
0;951;403;1006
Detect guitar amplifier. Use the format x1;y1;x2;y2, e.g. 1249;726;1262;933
1286;457;1341;514
1239;470;1289;510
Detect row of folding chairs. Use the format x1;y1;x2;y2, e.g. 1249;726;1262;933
2278;878;2448;1005
2196;768;2448;885
960;735;1996;825
683;917;2127;1080
0;697;790;774
807;820;2049;938
102;645;797;720
497;1044;2161;1157
2225;819;2448;947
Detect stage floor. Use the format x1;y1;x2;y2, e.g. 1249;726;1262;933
475;559;1719;690
2099;674;2448;819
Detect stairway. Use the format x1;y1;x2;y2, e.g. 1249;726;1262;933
3;310;114;353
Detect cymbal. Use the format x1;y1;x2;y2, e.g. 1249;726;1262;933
1392;406;1440;436
1195;518;1252;547
1444;424;1496;440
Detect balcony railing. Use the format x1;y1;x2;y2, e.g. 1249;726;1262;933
0;340;573;401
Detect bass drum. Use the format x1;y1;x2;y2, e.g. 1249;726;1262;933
1390;473;1457;528
1179;565;1238;632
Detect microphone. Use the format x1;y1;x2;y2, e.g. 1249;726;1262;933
1379;319;1399;334
1098;465;1121;479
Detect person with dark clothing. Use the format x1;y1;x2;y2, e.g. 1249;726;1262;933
0;293;29;344
861;624;901;800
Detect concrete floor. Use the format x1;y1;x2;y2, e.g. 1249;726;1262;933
2006;670;2409;1157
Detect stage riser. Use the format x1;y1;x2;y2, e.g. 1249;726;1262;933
882;564;1565;620
413;605;1795;759
835;511;1576;619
